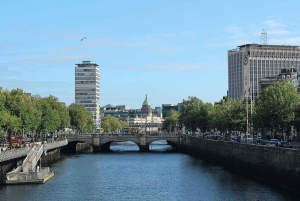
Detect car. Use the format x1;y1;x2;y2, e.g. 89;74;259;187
279;141;292;148
263;140;270;145
270;139;281;147
268;141;277;147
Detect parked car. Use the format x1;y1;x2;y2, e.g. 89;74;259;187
279;141;292;148
262;140;270;145
270;139;281;147
209;135;222;140
268;141;277;147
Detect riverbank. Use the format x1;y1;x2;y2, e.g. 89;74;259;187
183;134;300;193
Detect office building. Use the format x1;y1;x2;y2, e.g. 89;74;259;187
228;44;300;101
260;68;300;92
162;103;182;118
75;61;100;127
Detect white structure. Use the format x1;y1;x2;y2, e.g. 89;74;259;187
75;61;100;127
228;44;300;101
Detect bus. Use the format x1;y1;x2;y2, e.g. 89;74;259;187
9;136;23;148
95;128;105;134
122;127;141;134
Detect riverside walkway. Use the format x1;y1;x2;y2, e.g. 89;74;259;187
0;139;68;163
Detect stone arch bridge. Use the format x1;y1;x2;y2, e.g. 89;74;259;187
65;133;183;152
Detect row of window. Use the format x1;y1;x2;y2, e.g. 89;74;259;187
75;81;98;84
75;73;98;76
75;77;97;80
75;88;99;92
251;51;300;57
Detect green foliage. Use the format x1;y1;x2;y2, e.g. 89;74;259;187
208;104;227;133
69;103;94;133
162;109;179;132
179;97;211;132
101;115;127;132
0;88;42;134
225;98;247;133
254;80;300;139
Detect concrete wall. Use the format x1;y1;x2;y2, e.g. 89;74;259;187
76;142;93;153
184;135;300;193
41;148;61;167
0;158;23;185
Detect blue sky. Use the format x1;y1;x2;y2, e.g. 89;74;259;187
1;0;300;109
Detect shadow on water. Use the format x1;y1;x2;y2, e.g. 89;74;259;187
110;140;177;153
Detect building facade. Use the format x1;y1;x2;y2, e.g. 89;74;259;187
259;68;300;92
100;96;163;132
162;103;182;118
75;61;100;127
228;44;300;101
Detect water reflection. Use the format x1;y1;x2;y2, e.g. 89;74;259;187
110;140;175;152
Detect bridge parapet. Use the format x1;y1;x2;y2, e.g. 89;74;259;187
0;148;31;163
43;139;68;152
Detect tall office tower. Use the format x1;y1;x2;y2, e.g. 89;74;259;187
228;44;300;101
75;61;100;127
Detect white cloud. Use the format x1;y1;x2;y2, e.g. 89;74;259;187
109;64;206;71
2;54;101;66
181;31;198;40
268;37;300;45
263;20;285;28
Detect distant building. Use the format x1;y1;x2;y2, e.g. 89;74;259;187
75;61;100;127
101;95;163;132
228;44;300;101
162;103;182;118
259;68;300;93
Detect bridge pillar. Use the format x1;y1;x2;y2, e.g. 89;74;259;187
139;145;149;152
139;135;149;152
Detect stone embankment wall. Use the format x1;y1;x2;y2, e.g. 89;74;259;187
76;142;93;153
184;135;300;193
41;148;61;166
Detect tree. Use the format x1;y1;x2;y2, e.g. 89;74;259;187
69;103;94;133
101;115;125;132
253;79;300;141
1;88;42;135
42;95;70;130
208;104;227;134
37;98;61;134
162;109;179;132
225;98;247;133
179;97;211;133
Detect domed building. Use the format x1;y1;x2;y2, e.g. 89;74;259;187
100;95;163;133
141;95;152;118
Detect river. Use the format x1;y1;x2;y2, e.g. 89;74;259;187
1;140;300;201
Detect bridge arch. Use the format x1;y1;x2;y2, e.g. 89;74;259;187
148;139;179;150
62;140;93;153
101;139;140;152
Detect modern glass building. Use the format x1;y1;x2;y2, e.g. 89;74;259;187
75;61;100;127
228;44;300;101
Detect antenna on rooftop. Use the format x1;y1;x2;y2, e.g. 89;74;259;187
260;29;267;45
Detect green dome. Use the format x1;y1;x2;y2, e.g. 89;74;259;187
143;99;150;105
143;95;150;105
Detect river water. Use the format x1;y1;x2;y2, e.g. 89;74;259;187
1;140;300;201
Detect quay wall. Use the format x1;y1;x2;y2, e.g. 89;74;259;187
184;135;300;193
41;148;61;166
76;142;93;153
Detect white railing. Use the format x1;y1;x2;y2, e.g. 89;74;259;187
6;166;22;181
29;145;43;172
